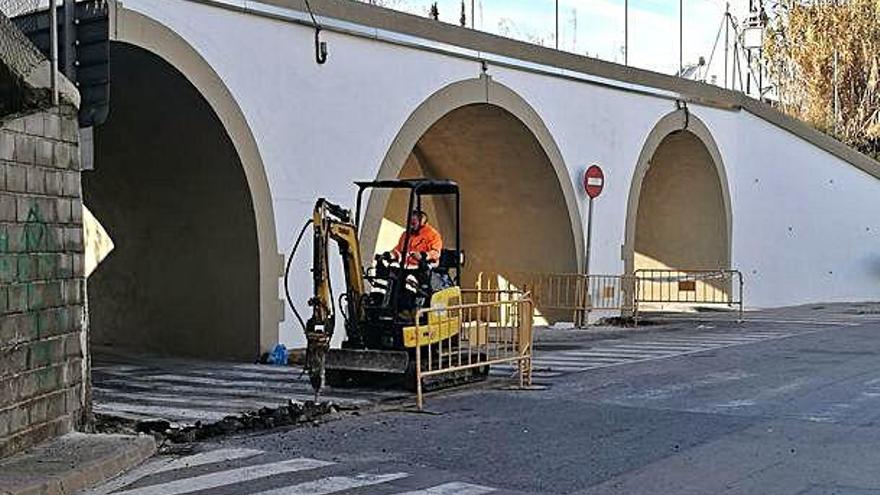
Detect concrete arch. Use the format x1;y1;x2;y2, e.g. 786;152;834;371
111;7;280;354
624;108;733;277
362;76;584;273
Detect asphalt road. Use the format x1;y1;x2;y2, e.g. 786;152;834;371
88;304;880;495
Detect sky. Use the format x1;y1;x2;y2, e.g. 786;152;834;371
373;0;756;87
1;0;759;90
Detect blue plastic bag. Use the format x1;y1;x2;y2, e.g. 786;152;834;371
267;343;288;366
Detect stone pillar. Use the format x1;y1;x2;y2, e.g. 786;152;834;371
0;105;86;458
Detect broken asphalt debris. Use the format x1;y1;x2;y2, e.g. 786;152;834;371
95;400;358;444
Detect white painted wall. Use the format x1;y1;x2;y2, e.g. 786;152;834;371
724;112;880;306
123;0;880;347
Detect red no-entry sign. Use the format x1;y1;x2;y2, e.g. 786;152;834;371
584;165;605;199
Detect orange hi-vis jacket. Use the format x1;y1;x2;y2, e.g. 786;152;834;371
394;223;443;267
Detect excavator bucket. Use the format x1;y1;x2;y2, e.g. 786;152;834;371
324;349;414;390
325;349;410;374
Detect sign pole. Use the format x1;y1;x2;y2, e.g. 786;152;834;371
585;196;593;277
582;164;604;277
581;164;604;327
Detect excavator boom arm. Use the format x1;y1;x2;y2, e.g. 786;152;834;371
305;199;369;397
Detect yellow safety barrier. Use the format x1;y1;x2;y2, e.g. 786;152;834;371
413;292;534;409
476;272;588;325
633;269;744;325
522;273;590;326
472;270;744;329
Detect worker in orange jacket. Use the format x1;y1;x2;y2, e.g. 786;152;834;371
393;210;442;268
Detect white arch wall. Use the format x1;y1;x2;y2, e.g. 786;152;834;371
495;63;880;307
120;0;880;347
726;113;880;306
120;0;488;347
490;64;880;307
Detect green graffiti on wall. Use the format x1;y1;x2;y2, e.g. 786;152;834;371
1;202;59;330
24;205;47;251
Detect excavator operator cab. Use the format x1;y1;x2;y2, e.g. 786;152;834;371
354;179;463;326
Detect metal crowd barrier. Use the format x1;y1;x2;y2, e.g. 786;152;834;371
475;272;632;326
413;293;534;409
521;273;590;326
633;269;744;324
475;272;588;325
584;274;634;312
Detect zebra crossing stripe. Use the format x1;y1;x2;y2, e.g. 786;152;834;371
555;352;664;359
111;458;334;495
536;360;619;368
536;355;625;363
509;369;561;378
610;343;705;350
250;472;410;495
553;352;652;360
153;448;264;474
534;363;592;371
656;337;760;343
628;341;742;347
92;389;283;411
563;349;672;356
96;379;368;405
93;402;229;423
738;332;797;337
392;481;497;494
531;370;562;377
494;330;817;379
741;318;858;326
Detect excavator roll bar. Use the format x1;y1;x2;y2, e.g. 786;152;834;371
354;178;463;286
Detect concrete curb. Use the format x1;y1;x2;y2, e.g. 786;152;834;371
0;433;156;495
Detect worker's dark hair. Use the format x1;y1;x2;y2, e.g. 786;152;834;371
412;209;428;222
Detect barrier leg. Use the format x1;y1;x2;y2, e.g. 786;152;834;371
634;300;640;327
519;357;524;389
415;332;424;410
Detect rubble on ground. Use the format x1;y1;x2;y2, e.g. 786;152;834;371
95;400;357;445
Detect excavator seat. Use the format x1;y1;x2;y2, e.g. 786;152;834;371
431;249;464;291
437;249;464;271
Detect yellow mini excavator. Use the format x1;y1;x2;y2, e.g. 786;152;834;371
285;179;488;398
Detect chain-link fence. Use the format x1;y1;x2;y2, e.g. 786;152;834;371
0;0;46;81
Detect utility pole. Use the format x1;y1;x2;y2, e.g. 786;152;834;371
62;0;76;79
747;0;754;94
724;3;729;89
624;0;628;65
49;0;58;105
757;1;765;98
679;0;683;75
747;51;752;94
678;0;684;77
555;0;559;50
734;36;739;90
